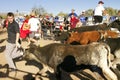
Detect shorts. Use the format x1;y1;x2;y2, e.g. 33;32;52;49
29;31;36;38
93;16;103;23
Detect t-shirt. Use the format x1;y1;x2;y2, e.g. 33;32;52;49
94;5;105;16
68;13;78;17
80;16;86;23
28;17;40;31
7;20;20;43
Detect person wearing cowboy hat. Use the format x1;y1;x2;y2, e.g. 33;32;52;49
93;1;106;24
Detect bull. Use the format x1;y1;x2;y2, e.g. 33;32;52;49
66;30;120;45
55;23;108;43
23;42;117;80
108;19;120;31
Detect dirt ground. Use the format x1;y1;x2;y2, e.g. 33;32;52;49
0;30;108;80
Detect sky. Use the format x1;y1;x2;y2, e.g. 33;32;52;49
0;0;119;16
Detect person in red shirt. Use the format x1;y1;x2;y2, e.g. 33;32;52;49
20;14;30;45
70;14;79;29
3;19;8;28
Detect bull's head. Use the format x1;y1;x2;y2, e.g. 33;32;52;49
66;31;80;44
104;30;120;38
23;43;39;60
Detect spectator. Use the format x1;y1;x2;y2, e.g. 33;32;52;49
93;1;106;24
64;17;70;30
79;10;87;25
70;14;79;29
20;14;30;45
3;19;8;28
76;19;82;28
5;12;23;71
68;9;78;17
109;16;117;22
28;12;41;43
104;11;110;24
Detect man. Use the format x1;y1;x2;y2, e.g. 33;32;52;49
68;9;78;17
79;10;87;25
93;1;105;24
5;12;23;71
28;12;41;43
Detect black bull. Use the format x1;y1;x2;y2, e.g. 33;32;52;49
23;42;117;80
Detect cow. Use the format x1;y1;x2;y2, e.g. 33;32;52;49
23;42;117;80
56;19;120;43
66;30;120;45
55;23;108;43
108;19;120;31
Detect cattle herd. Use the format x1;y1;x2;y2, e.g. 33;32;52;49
23;20;120;80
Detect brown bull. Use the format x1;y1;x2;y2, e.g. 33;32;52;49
66;30;120;45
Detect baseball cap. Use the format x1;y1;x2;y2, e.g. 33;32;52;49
98;1;104;4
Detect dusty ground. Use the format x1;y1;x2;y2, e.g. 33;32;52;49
0;30;107;80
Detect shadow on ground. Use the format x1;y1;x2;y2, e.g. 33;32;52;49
0;39;6;44
26;55;107;80
0;46;6;53
0;63;36;80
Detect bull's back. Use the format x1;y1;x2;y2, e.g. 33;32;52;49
78;31;100;44
48;44;94;68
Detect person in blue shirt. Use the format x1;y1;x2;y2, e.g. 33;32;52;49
79;10;87;25
68;9;78;17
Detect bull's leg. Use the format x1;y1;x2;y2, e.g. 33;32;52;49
99;52;118;80
28;54;54;76
38;63;54;76
102;67;118;80
112;58;120;69
80;40;88;45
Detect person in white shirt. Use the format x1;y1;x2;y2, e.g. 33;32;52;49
28;12;41;43
93;1;105;24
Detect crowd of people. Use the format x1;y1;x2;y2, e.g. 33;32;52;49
1;0;120;73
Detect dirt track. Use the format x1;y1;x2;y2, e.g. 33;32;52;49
0;30;106;80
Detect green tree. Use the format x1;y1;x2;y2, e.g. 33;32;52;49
105;7;118;16
57;11;68;17
85;9;94;16
31;5;46;15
